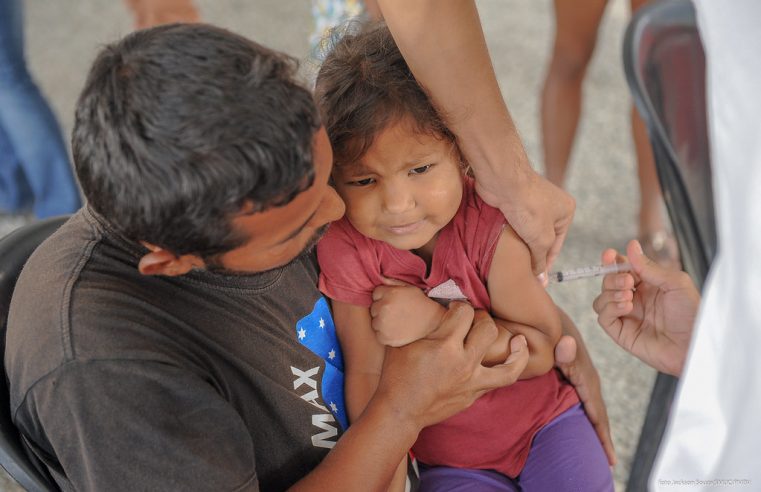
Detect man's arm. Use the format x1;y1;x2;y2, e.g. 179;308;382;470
28;304;527;492
368;276;617;465
378;0;575;274
330;300;408;492
555;310;617;466
292;302;529;491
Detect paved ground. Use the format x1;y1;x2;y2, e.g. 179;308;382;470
2;1;657;490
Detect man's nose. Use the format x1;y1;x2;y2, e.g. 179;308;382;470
321;186;345;224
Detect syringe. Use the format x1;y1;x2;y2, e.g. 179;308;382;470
548;262;632;284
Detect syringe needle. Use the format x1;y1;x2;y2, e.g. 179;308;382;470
549;262;632;283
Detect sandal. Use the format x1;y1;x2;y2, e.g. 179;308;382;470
639;230;681;270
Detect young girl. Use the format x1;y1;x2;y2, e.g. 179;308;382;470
315;24;613;491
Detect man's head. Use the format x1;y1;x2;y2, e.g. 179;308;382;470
73;23;343;274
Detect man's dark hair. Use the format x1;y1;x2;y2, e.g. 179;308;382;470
314;23;455;169
73;23;320;258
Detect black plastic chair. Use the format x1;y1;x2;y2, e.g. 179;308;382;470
1;217;68;492
623;0;716;490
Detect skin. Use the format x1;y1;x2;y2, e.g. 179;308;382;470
137;127;531;491
377;0;575;276
554;313;616;465
138;128;345;276
333;118;463;257
372;283;617;466
593;239;699;377
124;0;200;29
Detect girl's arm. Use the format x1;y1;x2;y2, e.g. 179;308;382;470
485;226;562;378
331;300;409;492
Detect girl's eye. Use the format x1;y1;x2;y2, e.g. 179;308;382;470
348;177;375;186
409;164;432;175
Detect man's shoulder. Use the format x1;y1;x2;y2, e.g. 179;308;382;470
6;211;153;406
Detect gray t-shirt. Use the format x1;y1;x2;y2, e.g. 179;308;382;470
6;208;347;491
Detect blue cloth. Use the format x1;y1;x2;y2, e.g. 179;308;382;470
0;0;81;218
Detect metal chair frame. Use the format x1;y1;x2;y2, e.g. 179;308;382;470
623;0;716;489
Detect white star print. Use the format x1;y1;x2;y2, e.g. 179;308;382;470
328;349;336;360
298;327;306;340
319;317;326;328
330;402;338;413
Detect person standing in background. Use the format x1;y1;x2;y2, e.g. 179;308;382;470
541;0;680;268
0;0;81;221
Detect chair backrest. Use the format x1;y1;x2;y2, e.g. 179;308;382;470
0;217;69;492
622;1;714;490
624;0;716;287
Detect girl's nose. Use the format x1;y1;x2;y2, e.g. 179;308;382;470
381;181;415;214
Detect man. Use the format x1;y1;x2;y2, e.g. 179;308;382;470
6;23;532;491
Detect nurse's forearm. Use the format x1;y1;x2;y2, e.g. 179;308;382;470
378;0;532;182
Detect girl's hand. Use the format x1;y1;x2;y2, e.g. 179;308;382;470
370;278;446;347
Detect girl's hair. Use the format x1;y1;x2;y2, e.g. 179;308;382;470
314;22;456;168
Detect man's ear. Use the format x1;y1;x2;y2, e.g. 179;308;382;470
138;242;205;276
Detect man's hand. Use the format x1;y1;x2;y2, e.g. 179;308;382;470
375;303;529;430
370;278;445;346
593;239;699;376
475;170;575;276
554;329;616;466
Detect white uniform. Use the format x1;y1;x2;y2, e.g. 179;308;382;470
652;1;761;490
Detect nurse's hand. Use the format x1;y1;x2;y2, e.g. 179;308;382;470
593;240;699;377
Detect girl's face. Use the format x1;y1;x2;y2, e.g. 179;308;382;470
332;118;463;254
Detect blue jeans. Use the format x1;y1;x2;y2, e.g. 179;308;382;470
0;0;81;218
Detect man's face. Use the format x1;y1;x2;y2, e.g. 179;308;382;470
208;127;345;273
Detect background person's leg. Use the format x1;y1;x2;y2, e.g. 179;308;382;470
518;404;614;492
629;0;679;268
541;0;608;187
0;0;81;219
0;126;33;212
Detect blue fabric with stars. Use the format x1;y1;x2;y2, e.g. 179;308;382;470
296;297;348;430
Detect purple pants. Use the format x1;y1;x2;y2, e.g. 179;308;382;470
418;404;613;492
